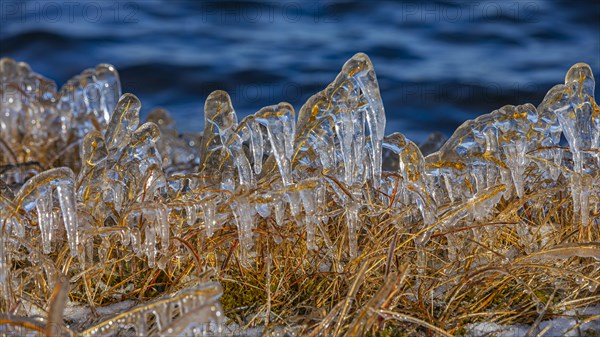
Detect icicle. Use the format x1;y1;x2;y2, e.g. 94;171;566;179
55;62;122;135
536;86;565;181
296;53;385;187
231;197;254;252
347;203;360;260
543;63;596;225
274;199;285;226
503;142;526;198
104;93;141;151
286;190;302;218
339;104;358;185
255;103;296;186
185;204;197;226
130;227;141;256
14;167;79;256
128;122;163;173
253;192;273;218
247;120;264;175
298;178;319;250
200;90;253;187
0;232;7;303
492;104;539;198
94;64;122;124
144;224;157;268
311;127;337;171
202;199;218;237
36;189;54;254
55;179;79;256
124;203;170;268
156;204;170;255
383;132;437;233
199;89;237;174
349;53;386;188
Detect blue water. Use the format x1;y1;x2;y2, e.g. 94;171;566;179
1;0;599;141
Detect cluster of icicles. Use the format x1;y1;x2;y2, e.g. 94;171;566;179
0;53;599;334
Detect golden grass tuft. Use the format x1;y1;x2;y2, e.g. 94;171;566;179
1;153;600;337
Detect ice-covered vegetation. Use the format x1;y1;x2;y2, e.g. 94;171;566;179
0;54;599;336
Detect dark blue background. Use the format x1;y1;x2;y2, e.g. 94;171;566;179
1;0;599;141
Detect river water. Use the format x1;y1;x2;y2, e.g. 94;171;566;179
1;0;598;141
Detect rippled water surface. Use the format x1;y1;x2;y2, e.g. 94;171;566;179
1;0;598;141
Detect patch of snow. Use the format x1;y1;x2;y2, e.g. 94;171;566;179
466;306;600;337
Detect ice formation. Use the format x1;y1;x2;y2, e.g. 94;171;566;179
1;53;599;335
0;279;223;337
81;282;223;337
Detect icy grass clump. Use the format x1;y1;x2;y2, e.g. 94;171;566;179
1;54;599;336
0;277;223;336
